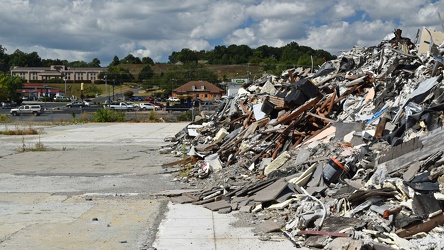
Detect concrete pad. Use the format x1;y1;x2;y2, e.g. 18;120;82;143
153;202;294;250
0;193;165;250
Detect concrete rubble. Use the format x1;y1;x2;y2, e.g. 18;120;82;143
159;28;444;249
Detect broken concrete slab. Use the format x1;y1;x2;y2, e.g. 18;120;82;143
255;220;282;233
263;151;291;176
252;178;289;202
203;200;231;211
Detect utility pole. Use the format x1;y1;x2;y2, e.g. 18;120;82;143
113;79;115;101
63;77;67;97
105;74;110;103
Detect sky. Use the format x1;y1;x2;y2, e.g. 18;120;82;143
1;0;444;66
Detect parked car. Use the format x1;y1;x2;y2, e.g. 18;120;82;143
10;105;44;116
152;102;164;109
132;97;144;101
66;101;90;108
125;102;139;110
104;102;137;111
54;96;70;102
167;97;180;102
144;96;154;102
1;101;17;109
139;103;160;111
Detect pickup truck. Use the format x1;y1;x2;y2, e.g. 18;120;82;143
10;105;44;116
103;102;136;111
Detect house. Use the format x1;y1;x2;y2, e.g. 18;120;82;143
172;80;224;101
11;65;107;83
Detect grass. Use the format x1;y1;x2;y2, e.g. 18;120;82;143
0;125;39;135
179;163;193;177
16;130;55;153
0;114;11;123
45;82;136;100
0;124;66;153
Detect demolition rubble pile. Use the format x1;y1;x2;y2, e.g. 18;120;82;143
160;29;444;249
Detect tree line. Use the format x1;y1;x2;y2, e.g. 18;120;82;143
168;42;336;69
0;42;336;101
0;42;336;71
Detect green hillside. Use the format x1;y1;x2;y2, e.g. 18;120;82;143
118;63;263;82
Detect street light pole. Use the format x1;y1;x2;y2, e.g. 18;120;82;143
64;77;67;97
112;79;115;101
104;74;109;102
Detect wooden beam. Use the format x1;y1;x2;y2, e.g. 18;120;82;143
161;156;199;167
396;213;444;238
277;96;321;125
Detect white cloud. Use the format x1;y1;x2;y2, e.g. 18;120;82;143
190;2;248;39
1;0;444;65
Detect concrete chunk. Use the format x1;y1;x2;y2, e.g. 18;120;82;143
264;151;291;176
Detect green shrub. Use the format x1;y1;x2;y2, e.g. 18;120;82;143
147;110;158;121
93;108;125;122
176;110;192;121
39;97;51;102
0;114;11;123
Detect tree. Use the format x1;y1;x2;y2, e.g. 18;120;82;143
41;59;69;67
27;52;42;67
89;58;101;67
156;63;219;95
207;45;228;64
110;55;120;66
175;48;198;63
0;45;6;57
123;90;134;100
9;49;27;67
168;51;179;64
226;44;253;64
0;72;24;101
121;54;141;64
260;57;278;74
138;65;154;83
141;56;154;65
69;61;89;67
0;45;8;64
106;66;134;85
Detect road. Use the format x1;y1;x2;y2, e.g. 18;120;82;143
0;123;189;249
0;101;197;122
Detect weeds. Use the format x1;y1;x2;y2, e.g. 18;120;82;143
179;163;193;177
147;110;159;121
176;110;193;121
93;108;125;122
17;133;52;152
0;125;39;135
0;114;11;123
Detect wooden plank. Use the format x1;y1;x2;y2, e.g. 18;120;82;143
277;96;321;125
161;156;198;167
268;96;285;108
396;213;444;238
307;112;335;123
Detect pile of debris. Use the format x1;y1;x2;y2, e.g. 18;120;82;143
160;28;444;249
